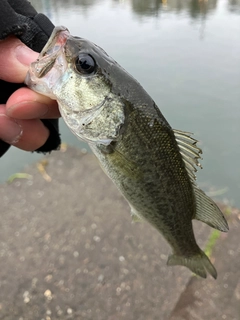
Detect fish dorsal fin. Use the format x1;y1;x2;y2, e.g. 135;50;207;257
173;129;203;183
174;129;229;232
194;187;229;232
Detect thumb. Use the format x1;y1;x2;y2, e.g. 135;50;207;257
0;36;38;83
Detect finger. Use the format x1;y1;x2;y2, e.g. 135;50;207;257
6;87;61;119
0;106;49;151
0;36;38;83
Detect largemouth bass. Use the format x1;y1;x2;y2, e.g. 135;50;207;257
25;26;228;279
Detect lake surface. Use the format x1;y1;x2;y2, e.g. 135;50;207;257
1;0;240;205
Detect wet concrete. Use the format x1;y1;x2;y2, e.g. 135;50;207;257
0;146;239;320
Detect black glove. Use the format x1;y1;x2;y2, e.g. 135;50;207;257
0;0;61;157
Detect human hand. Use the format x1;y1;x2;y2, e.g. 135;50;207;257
0;36;60;151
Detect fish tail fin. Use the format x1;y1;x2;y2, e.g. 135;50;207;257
194;187;229;232
167;249;217;279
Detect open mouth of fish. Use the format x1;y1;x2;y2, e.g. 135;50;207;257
25;26;71;98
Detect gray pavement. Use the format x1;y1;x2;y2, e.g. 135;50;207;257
0;146;239;320
169;206;240;320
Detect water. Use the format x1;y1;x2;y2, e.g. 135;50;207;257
1;0;240;205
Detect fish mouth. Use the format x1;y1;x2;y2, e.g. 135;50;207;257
25;26;71;98
40;26;69;59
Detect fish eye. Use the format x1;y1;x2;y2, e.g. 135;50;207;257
75;54;96;75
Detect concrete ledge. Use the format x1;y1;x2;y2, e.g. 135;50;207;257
0;146;239;319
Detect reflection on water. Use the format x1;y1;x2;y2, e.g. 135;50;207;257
228;0;240;13
32;0;240;17
32;0;100;14
1;0;240;207
130;0;217;18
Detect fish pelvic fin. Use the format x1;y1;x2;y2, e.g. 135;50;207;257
131;212;142;223
194;187;229;232
167;249;217;279
130;205;142;223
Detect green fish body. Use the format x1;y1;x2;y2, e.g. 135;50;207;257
25;26;228;279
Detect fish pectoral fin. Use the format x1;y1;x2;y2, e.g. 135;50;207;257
194;187;229;232
110;149;142;179
167;249;217;279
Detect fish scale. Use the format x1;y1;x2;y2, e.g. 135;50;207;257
25;26;229;279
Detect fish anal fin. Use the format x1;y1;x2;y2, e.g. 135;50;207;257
194;187;229;232
167;249;217;279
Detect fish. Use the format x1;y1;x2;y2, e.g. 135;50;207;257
25;26;229;279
